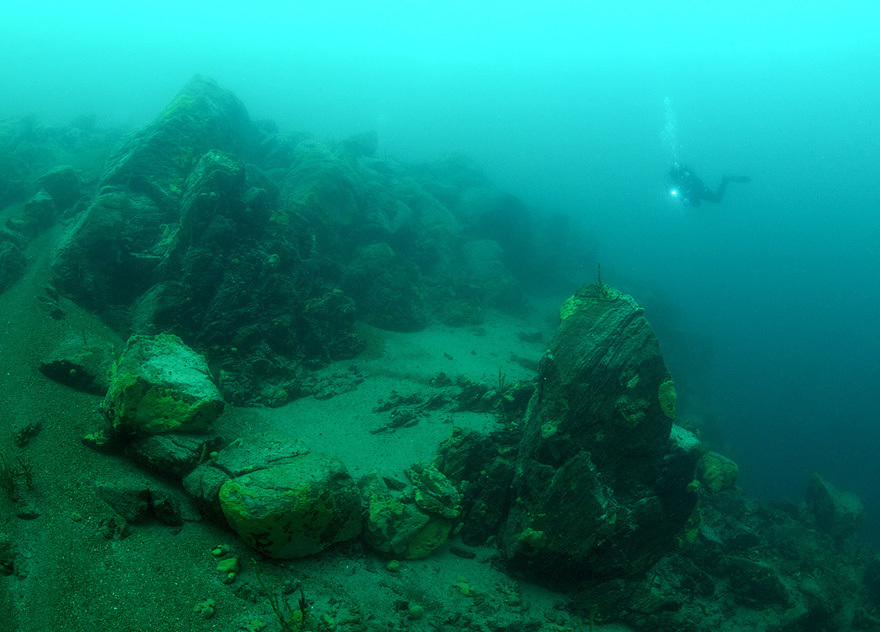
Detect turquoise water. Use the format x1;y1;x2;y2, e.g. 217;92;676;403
3;2;878;538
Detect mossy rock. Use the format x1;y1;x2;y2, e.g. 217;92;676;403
219;453;361;559
697;451;739;493
103;333;224;434
359;470;457;559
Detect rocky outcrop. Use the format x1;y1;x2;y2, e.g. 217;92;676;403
47;77;556;403
52;76;262;317
500;282;700;587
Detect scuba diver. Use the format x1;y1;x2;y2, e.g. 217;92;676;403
667;163;751;207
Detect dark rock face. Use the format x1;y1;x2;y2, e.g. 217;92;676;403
501;283;699;587
434;426;519;546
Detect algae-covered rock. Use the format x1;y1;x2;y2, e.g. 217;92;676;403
183;431;311;520
103;333;224;434
219;452;361;559
50;77;366;405
358;467;460;560
101;75;259;193
697;451;739;493
359;473;435;558
501;282;699;587
407;462;462;520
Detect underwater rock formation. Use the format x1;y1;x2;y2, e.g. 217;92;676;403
219;452;362;559
697;450;739;493
48;76;542;404
806;472;865;541
501;282;700;587
102;333;224;434
359;462;462;559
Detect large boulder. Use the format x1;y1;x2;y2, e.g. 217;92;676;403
102;333;224;434
183;430;310;520
501;282;700;587
697;451;739;493
219;451;361;559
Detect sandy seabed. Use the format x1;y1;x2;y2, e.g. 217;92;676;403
0;211;633;631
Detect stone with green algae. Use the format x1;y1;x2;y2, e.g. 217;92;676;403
697;451;739;493
501;282;700;585
219;452;361;559
359;469;459;560
102;333;224;434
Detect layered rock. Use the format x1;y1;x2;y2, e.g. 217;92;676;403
501;282;700;586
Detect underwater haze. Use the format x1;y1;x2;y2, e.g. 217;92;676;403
3;1;879;537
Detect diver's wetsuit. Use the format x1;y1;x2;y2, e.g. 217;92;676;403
667;163;750;206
